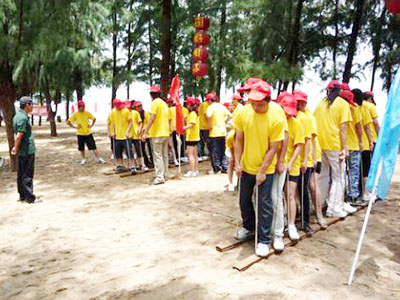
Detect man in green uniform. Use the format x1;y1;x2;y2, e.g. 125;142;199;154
12;96;38;203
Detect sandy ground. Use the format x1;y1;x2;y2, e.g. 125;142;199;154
0;122;399;300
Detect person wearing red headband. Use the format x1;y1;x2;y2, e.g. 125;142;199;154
314;80;352;218
206;91;230;173
109;99;133;171
67;100;106;165
294;90;328;229
233;80;286;257
141;85;170;185
183;98;200;177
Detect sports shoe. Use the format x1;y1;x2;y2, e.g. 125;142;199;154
110;154;114;159
80;159;86;165
174;159;179;166
192;170;200;177
273;236;284;252
227;183;235;192
149;179;165;185
130;166;137;175
234;227;254;241
97;157;106;164
326;209;347;218
198;156;204;162
142;166;149;172
317;215;328;229
256;243;270;257
202;156;208;160
184;171;193;177
344;202;357;214
181;157;188;163
288;224;300;241
122;153;128;159
303;224;313;236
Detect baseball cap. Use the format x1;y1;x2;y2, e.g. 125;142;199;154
134;101;142;107
237;77;263;93
232;93;243;101
150;85;161;93
19;96;33;105
327;79;341;90
247;81;271;101
340;90;356;106
365;91;374;99
293;90;308;102
278;94;297;116
341;82;350;91
205;91;218;101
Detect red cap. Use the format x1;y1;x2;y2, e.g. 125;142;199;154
237;77;263;93
293;90;308;102
150;85;161;93
327;79;341;90
124;100;131;108
134;101;142;107
340;90;356;106
113;98;121;107
186;97;197;107
277;91;291;103
341;82;350;91
77;100;85;107
205;91;218;101
194;98;201;106
232;93;243;101
365;91;374;99
278;94;297;116
247;81;271;101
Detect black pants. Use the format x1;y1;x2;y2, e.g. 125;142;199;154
240;172;274;244
297;168;312;226
199;130;210;157
209;136;227;172
17;154;35;202
141;139;153;167
172;131;186;158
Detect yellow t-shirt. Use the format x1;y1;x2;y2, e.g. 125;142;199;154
169;106;176;132
313;97;352;151
107;109;115;135
360;104;373;151
206;102;228;137
186;111;200;142
364;101;378;142
182;107;189;122
296;110;312;166
347;105;362;151
316;138;322;162
226;129;235;150
285;117;305;176
68;111;95;136
110;108;131;140
129;110;142;139
234;103;286;175
149;98;170;138
199;102;209;130
143;111;150;127
304;110;318;167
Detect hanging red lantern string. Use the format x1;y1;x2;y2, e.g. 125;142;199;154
192;46;209;63
194;16;210;31
191;62;208;79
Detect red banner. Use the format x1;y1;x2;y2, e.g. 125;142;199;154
31;105;47;117
169;75;184;135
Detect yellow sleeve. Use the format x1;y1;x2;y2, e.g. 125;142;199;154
68;113;76;123
294;120;305;146
361;106;373;126
87;112;95;120
369;104;378;119
339;101;352;124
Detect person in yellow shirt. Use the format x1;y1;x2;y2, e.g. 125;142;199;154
134;101;153;168
293;90;327;229
198;97;211;160
206;91;229;173
233;80;286;257
363;91;380;144
167;99;179;166
130;101;148;171
141;85;170;185
340;90;363;205
67;101;106;165
314;80;353;218
278;93;306;240
109;99;132;171
183;98;200;177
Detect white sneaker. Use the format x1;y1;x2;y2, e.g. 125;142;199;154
122;153;128;159
142;166;149;172
192;170;199;177
174;159;179;166
273;236;284;252
326;209;348;218
181;157;188;163
227;183;235;192
184;171;193;177
97;157;106;164
256;243;270;257
202;156;208;160
80;159;86;165
288;224;300;241
234;227;254;241
110;154;114;159
343;202;357;214
198;157;204;162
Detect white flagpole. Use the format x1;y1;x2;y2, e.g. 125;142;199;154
347;158;383;285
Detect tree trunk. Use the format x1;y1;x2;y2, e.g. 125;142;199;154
39;91;43;126
216;0;227;98
282;0;294;91
148;15;154;86
126;0;134;99
160;0;172;98
332;0;339;78
111;4;118;101
66;89;71;120
44;86;57;137
75;86;83;101
342;0;365;83
370;6;386;91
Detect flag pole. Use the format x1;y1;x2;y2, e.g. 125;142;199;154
347;158;383;285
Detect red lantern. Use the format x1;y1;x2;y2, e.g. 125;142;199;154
191;62;208;78
194;16;210;31
193;31;210;46
386;0;400;14
192;46;209;62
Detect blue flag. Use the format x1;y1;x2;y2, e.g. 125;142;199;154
366;69;400;197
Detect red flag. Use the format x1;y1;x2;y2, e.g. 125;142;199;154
169;75;184;134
